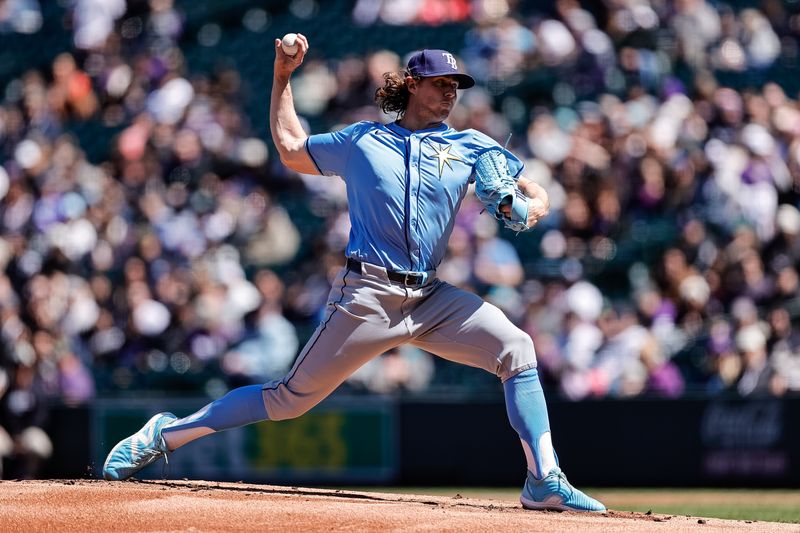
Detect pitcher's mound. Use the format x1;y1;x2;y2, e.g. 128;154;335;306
0;479;792;532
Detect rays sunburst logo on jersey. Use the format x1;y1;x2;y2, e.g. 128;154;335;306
428;143;463;179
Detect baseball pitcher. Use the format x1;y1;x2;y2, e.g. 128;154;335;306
103;34;605;513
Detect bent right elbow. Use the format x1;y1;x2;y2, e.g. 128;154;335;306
279;152;299;170
279;152;317;175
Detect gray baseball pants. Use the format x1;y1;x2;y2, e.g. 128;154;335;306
262;260;537;420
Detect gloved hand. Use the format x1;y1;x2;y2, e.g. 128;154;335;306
474;148;531;233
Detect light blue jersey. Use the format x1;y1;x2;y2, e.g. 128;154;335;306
306;120;524;272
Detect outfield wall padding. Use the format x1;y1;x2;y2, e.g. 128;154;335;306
36;396;800;487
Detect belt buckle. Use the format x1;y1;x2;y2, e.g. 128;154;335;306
404;272;426;287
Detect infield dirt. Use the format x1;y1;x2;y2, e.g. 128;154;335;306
1;479;797;532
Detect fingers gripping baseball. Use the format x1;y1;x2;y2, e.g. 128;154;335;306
274;32;309;77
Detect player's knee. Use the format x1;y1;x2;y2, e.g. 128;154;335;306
506;328;534;355
499;329;537;372
267;403;312;421
262;381;315;421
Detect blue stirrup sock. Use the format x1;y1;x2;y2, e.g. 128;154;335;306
503;368;558;479
161;384;269;450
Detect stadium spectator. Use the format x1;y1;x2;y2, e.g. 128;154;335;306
0;361;53;479
1;0;800;407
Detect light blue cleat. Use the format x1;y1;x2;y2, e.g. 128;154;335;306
520;467;606;512
103;412;177;481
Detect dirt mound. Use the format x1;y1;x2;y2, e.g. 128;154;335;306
0;479;793;532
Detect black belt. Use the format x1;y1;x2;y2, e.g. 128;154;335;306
346;258;428;287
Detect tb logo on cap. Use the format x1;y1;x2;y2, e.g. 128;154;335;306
442;52;458;70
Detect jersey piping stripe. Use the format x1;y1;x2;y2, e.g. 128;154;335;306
414;133;439;271
263;266;351;392
305;138;324;174
412;138;423;271
402;139;414;271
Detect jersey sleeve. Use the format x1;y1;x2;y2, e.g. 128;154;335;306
305;122;364;178
463;129;525;182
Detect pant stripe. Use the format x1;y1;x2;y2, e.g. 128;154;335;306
263;265;352;392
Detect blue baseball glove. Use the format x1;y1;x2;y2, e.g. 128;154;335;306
474;148;531;232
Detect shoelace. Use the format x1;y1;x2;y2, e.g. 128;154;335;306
555;470;576;499
131;446;165;467
129;429;168;468
544;469;572;499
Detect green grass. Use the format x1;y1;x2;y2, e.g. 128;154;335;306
352;487;800;524
594;488;800;524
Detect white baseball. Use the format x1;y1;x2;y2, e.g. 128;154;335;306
281;33;299;56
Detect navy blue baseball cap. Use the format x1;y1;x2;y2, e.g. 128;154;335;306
406;49;475;89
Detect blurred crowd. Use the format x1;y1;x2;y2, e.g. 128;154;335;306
2;0;800;475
